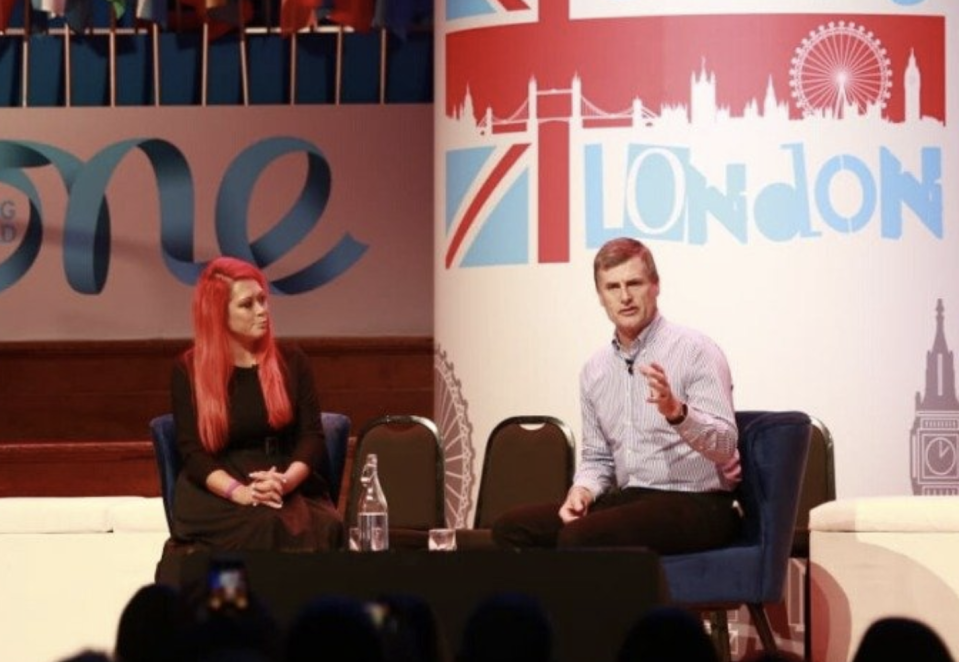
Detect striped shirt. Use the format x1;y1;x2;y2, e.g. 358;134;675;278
574;313;738;497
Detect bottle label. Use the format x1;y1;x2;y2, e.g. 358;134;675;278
357;512;389;551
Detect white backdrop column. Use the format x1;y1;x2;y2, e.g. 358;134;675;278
434;0;959;534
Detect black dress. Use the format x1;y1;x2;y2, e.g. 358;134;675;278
171;345;343;551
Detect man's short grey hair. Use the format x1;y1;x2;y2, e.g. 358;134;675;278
593;237;659;288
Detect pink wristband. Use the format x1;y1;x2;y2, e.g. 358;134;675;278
224;479;241;499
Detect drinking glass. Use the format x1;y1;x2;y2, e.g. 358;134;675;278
428;528;457;551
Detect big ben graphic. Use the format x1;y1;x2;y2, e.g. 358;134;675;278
911;300;959;495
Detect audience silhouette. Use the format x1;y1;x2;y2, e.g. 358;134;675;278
114;584;195;662
52;574;959;662
377;593;447;662
285;595;385;662
56;652;112;662
186;590;282;662
457;592;553;662
615;606;718;662
851;616;954;662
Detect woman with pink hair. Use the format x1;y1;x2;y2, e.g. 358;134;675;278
170;256;343;550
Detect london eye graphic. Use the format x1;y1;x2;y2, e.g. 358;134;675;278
434;346;475;528
789;21;893;119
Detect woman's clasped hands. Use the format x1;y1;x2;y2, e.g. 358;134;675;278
247;466;287;509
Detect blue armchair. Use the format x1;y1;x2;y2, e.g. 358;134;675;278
149;411;352;535
661;410;812;662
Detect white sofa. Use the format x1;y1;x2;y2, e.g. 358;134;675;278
0;497;169;662
809;496;959;662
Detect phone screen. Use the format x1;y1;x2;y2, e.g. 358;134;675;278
206;558;249;611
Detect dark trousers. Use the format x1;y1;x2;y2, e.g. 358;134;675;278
491;487;740;555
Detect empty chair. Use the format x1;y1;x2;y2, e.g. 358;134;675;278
457;415;575;550
346;415;444;549
660;410;813;662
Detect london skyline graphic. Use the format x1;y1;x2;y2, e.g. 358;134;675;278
442;10;946;269
445;11;945;125
448;21;943;129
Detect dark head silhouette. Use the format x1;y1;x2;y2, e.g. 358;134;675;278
616;606;718;662
852;617;954;662
115;583;195;662
458;592;553;662
285;595;385;662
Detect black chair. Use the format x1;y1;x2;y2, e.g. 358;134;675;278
345;414;444;550
661;410;813;662
792;416;836;558
456;415;575;550
149;411;352;535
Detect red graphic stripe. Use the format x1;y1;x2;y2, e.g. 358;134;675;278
445;143;530;269
496;0;530;10
538;120;568;263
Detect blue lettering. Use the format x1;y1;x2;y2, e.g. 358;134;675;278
754;144;819;242
215;137;368;295
616;145;747;245
0;138;367;295
624;145;686;241
685;161;747;245
586;141;943;247
880;146;942;239
816;154;876;234
0;145;48;291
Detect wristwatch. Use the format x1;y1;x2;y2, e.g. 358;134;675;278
667;403;688;426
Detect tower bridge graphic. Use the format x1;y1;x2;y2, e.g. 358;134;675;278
443;16;944;270
469;76;658;135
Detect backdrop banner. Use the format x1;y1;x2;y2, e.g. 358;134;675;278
436;0;957;653
0;105;433;340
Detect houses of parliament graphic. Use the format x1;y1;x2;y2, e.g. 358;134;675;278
911;300;959;495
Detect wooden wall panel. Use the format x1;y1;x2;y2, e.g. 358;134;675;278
0;442;161;497
0;337;433;497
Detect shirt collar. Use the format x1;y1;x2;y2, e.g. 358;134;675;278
611;313;664;360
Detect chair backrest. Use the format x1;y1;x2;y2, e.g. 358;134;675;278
149;413;180;534
346;415;444;530
321;412;352;510
732;410;813;600
791;415;836;558
662;410;813;606
148;411;352;534
473;416;575;529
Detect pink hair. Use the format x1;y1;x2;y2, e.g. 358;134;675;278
184;257;293;453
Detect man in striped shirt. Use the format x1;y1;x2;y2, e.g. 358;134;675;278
493;237;742;553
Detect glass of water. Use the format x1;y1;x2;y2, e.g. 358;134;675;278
428;528;457;551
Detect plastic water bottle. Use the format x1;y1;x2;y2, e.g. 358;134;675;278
357;453;389;551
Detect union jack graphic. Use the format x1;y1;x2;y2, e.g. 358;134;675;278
441;1;946;268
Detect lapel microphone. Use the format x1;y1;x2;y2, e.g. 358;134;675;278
625;358;635;375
